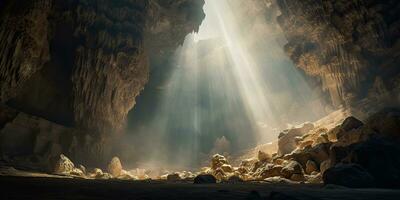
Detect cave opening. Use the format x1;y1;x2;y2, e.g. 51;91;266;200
123;0;328;172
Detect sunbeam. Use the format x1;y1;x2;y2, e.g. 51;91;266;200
125;0;328;170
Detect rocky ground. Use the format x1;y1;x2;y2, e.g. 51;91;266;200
1;108;400;199
2;175;400;200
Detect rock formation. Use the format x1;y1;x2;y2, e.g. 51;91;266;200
275;0;400;114
0;0;205;166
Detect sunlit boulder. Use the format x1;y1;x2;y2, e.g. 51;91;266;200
107;156;123;177
53;154;75;174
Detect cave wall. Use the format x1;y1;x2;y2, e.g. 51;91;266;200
0;0;205;167
0;0;205;134
275;0;400;116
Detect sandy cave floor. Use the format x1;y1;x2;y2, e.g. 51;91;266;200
1;175;400;200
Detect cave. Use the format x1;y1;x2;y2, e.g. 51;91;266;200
1;0;400;199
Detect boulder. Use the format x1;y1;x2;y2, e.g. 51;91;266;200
283;143;330;168
341;117;364;132
328;117;364;142
194;174;217;184
305;160;318;174
211;154;228;170
278;123;314;156
281;161;303;179
53;154;75;174
107;157;123;177
260;165;283;179
257;151;271;162
323;164;375;188
167;173;182;181
346;136;400;188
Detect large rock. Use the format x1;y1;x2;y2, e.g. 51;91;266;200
53;154;75;174
283;142;330;168
257;151;271;162
278;123;314;156
259;164;283;179
323;164;375;188
211;154;228;170
346;137;400;188
194;174;217;184
167;173;182;182
280;160;303;179
107;157;123;177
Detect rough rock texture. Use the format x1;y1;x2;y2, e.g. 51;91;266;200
0;0;52;102
0;0;205;165
323;164;375;188
0;0;205;135
107;157;123;177
278;123;314;156
276;0;400;112
53;154;75;174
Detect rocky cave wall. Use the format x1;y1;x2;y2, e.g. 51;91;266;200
274;0;400;116
0;0;205;167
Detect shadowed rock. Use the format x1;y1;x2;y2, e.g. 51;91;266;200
323;164;375;188
193;174;217;184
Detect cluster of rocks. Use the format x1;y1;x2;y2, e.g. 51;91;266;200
47;108;400;188
52;155;151;180
275;108;400;188
191;108;400;188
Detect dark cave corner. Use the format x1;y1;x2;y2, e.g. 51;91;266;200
0;0;400;199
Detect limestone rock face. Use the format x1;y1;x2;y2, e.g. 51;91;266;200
276;0;400;110
0;0;205;136
0;0;206;164
0;0;52;102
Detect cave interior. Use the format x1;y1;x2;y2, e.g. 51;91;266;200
0;0;400;199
